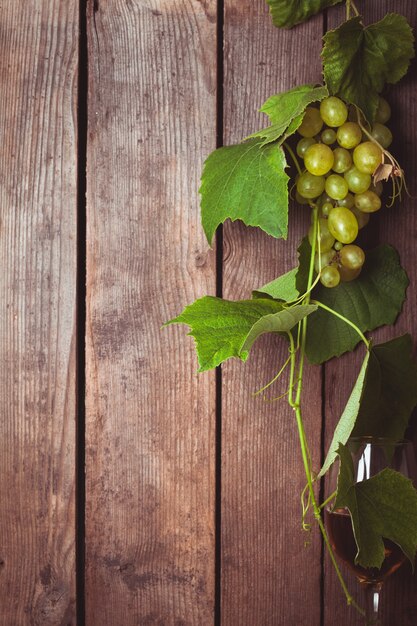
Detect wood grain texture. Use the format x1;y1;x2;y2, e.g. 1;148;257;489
221;2;324;623
85;1;217;623
0;1;78;624
323;2;417;624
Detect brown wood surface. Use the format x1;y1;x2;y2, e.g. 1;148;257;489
323;2;417;625
2;1;417;623
0;1;78;624
85;1;217;623
221;2;324;623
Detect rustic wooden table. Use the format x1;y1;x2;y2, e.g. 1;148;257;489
0;1;416;624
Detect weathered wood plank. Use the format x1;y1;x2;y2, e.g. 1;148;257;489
221;2;324;623
0;1;78;624
85;1;217;623
324;2;417;624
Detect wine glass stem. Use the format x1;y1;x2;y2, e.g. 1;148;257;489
363;583;382;625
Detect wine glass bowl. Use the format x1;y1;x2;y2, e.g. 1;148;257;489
324;437;417;624
325;506;407;586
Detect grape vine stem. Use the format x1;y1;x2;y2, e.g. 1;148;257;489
346;0;360;19
287;206;365;616
284;142;303;176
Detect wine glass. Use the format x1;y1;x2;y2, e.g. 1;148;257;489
325;437;417;625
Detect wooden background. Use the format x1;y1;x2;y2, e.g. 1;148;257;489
0;0;416;624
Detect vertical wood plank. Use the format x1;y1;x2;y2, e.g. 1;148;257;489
221;2;324;623
0;1;78;624
85;1;217;623
323;2;417;624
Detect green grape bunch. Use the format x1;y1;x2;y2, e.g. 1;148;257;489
294;95;394;289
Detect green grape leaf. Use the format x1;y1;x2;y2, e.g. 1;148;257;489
200;140;289;245
242;304;317;352
165;297;316;372
253;268;299;302
320;335;417;477
352;335;417;441
248;84;328;145
306;245;408;364
266;0;343;29
295;237;312;295
319;348;370;478
334;444;417;569
323;14;415;121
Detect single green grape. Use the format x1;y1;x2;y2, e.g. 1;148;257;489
308;217;335;253
332;147;353;174
297;137;316;158
298;107;323;138
314;249;336;273
371;123;393;149
354;190;382;213
334;241;344;251
336;122;362;149
350;205;370;229
353;141;383;174
340;244;365;270
328;207;359;244
297;171;326;199
337;193;355;209
375;96;391;124
325;174;349;200
339;265;362;282
321;201;333;217
320;97;348;127
304;143;334;176
320;265;341;288
321;128;337;145
344;166;371;194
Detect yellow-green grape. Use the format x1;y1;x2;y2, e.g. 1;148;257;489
314;249;336;273
321;128;337;145
337;193;355;209
308;218;335;253
320;97;348;127
353;141;383;174
297;171;326;199
297;137;316;158
321;201;333;217
332;147;353;174
339;265;362;282
354;190;382;213
350;205;370;229
304;143;335;176
371;123;393;149
336;122;362;149
344;166;371;194
325;174;349;200
320;265;341;288
340;244;365;270
328;207;359;244
375;96;391;124
298;107;323;138
334;241;344;251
